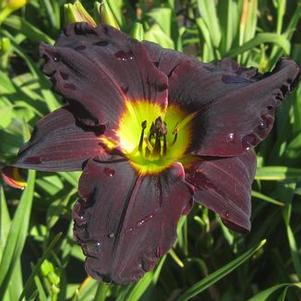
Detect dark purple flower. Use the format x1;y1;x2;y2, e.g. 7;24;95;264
4;22;300;284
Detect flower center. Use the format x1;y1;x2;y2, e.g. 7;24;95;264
113;101;194;174
138;116;170;159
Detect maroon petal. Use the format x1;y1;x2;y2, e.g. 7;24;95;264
186;150;257;232
144;42;301;156
40;23;168;126
73;159;192;284
14;106;106;171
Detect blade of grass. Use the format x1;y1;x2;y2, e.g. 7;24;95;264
0;188;11;301
196;18;215;61
276;0;287;34
144;24;175;49
123;272;153;301
34;274;47;301
177;239;267;301
226;33;291;58
255;167;301;181
18;233;62;301
147;8;172;36
239;0;257;63
94;282;109;301
0;170;36;299
0;187;11;260
9;260;23;301
4;15;54;44
197;0;221;47
251;190;284;206
247;282;301;301
71;277;98;301
219;0;239;53
282;183;301;280
40;0;59;31
269;1;301;66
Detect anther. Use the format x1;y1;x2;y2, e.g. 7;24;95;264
138;120;147;152
162;121;167;136
141;120;147;129
139;116;170;159
155;117;162;128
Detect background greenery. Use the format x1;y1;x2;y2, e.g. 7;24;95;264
0;0;301;300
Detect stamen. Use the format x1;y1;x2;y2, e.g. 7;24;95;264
172;123;178;145
153;133;161;156
149;122;155;140
155;116;162;129
163;135;167;155
138;116;169;159
144;137;154;153
145;147;150;158
138;120;147;152
162;121;167;136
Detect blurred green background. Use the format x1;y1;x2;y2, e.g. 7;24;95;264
1;0;301;300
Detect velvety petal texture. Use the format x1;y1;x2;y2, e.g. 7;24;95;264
15;106;106;171
40;23;168;127
73;159;192;284
144;42;301;156
186;150;257;232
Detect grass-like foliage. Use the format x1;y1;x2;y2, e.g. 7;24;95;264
1;0;301;300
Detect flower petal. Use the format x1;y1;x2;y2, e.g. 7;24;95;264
186;150;256;232
1;166;27;189
40;23;168;126
144;42;301;156
14;106;106;171
73;159;192;284
189;59;300;156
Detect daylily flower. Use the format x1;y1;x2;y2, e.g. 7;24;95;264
3;22;300;284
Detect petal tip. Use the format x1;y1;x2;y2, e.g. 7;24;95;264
1;166;27;190
222;217;251;233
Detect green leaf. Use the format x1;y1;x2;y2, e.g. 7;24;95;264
196;18;215;62
18;233;62;301
197;0;221;47
251;190;284;206
0;106;13;129
124;272;153;301
255;167;301;181
282;183;301;280
147;8;172;36
0;170;36;299
226;33;291;57
94;282;109;301
100;0;123;29
0;187;11;259
130;22;144;41
4;15;54;44
0;71;16;94
219;0;240;53
247;282;301;301
145;24;174;49
177;240;267;301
